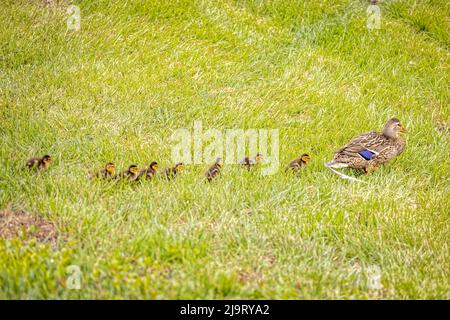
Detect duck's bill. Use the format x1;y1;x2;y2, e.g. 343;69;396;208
400;126;407;133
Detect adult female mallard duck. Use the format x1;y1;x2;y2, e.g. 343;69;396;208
326;118;406;181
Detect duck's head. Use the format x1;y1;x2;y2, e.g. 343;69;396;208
174;162;184;173
383;118;406;139
105;162;115;174
255;153;264;163
149;161;158;171
128;164;138;174
42;155;52;165
215;157;223;167
300;153;311;163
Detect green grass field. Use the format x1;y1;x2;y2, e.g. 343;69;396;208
0;0;449;299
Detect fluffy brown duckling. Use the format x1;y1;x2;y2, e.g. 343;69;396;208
118;164;140;182
92;162;116;180
24;154;52;172
164;162;184;180
205;157;223;182
139;161;159;180
239;153;263;169
286;153;311;173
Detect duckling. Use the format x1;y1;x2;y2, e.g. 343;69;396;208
326;118;406;181
138;161;159;180
164;162;184;180
92;162;116;180
286;153;311;173
239;153;263;169
24;154;52;172
205;157;223;182
118;164;140;182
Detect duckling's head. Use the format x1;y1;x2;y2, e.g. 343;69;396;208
255;153;264;162
174;162;184;172
149;161;158;171
383;118;406;139
215;157;223;167
128;164;138;174
300;153;311;163
42;155;52;165
105;162;115;174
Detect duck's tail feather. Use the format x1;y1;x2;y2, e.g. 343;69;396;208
326;160;349;168
325;162;366;183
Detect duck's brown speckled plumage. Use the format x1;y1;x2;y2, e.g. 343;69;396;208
328;118;406;173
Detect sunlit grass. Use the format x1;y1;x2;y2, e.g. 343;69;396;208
0;0;449;299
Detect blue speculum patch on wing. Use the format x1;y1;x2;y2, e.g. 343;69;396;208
359;150;376;160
